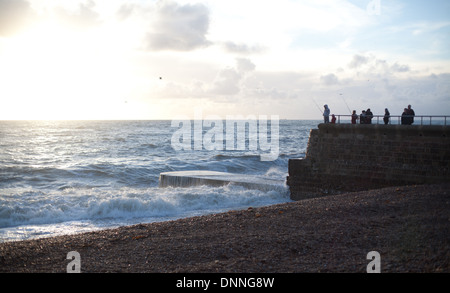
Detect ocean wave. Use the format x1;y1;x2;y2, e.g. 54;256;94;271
0;185;290;233
0;164;162;189
0;120;312;242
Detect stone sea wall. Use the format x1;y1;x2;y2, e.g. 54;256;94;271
287;123;450;200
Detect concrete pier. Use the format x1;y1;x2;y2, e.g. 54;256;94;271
159;171;286;192
287;123;450;200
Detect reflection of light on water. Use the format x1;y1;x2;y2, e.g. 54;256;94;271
0;120;313;242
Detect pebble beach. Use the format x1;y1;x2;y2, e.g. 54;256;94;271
1;184;449;273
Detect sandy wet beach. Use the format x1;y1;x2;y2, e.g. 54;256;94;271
0;184;449;273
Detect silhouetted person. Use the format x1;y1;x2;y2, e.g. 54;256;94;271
323;104;330;123
331;114;336;124
383;108;390;125
401;108;409;125
366;108;373;124
360;110;366;124
406;105;415;125
351;110;358;124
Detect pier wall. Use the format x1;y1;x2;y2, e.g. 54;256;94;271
287;124;450;200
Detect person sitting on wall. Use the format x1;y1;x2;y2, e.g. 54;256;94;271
331;114;336;124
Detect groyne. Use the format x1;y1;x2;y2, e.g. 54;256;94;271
159;171;286;192
287;123;450;200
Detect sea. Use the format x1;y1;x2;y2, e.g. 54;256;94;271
0;120;318;242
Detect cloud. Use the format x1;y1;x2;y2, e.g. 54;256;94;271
210;68;242;95
392;73;450;104
320;73;339;85
236;58;256;73
411;21;450;36
221;41;266;55
116;3;139;21
143;0;211;51
390;63;410;73
0;0;103;36
209;58;256;96
54;0;101;30
0;0;35;36
387;21;450;36
348;54;370;69
347;54;411;76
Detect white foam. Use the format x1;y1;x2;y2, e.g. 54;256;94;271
0;184;291;242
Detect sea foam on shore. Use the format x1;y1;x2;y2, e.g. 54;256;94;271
1;184;448;273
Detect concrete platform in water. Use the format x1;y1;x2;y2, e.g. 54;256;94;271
159;171;286;192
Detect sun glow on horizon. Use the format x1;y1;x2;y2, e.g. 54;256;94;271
0;19;143;120
0;0;449;120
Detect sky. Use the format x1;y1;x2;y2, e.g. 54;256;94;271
0;0;449;120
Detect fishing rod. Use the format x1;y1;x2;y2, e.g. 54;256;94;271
311;98;323;114
340;93;352;114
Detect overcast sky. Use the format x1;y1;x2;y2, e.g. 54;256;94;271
0;0;449;119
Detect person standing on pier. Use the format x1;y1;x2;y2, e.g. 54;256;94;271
360;110;367;124
323;105;330;123
401;108;409;125
406;105;415;125
384;108;390;125
366;108;373;124
351;110;358;124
